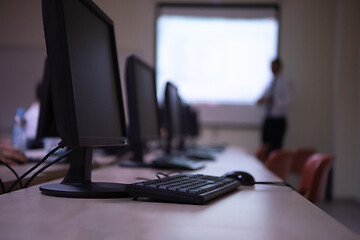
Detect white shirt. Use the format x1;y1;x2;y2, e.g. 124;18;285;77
261;74;292;118
24;102;40;139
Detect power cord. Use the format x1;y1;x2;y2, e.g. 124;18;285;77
24;149;72;188
0;159;23;189
6;141;65;193
135;171;182;182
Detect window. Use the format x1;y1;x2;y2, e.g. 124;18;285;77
156;4;280;126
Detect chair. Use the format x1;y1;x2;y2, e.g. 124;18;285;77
254;144;269;163
265;150;293;181
291;148;316;175
297;154;333;203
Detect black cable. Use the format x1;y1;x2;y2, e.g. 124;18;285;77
24;149;72;188
6;141;65;193
255;181;295;190
0;159;23;189
0;178;5;194
135;171;181;182
156;172;169;179
135;177;151;182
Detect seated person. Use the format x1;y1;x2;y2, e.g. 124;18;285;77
0;140;28;165
25;81;41;140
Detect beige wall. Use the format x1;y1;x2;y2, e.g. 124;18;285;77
332;0;360;199
0;0;359;199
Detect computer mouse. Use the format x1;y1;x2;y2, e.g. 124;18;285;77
222;171;255;186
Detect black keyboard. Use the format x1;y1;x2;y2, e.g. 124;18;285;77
151;156;205;170
126;174;241;204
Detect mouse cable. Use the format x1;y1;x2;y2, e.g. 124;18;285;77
0;159;23;189
0;178;5;194
6;141;65;193
24;149;72;188
135;171;185;182
254;181;295;191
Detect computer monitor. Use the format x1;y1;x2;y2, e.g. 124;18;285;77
121;55;160;167
40;0;128;198
183;104;199;139
164;82;183;154
36;58;58;140
175;99;215;160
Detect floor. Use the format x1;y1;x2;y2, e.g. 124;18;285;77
317;199;360;235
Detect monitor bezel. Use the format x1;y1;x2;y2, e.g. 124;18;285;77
40;0;129;198
164;82;183;153
126;55;161;143
42;0;127;147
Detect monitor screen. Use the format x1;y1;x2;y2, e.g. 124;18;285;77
43;0;127;147
187;106;200;138
40;0;128;198
123;55;160;166
164;82;183;152
126;55;159;142
63;0;126;146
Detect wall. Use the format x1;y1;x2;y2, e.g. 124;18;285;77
0;0;46;136
332;0;360;199
0;0;359;200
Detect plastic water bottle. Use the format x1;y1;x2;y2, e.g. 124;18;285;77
13;108;27;151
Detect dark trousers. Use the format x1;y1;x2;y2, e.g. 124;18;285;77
261;117;287;153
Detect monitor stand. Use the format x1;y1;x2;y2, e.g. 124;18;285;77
40;147;129;198
118;142;151;168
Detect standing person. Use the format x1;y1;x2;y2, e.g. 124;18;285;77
257;58;292;154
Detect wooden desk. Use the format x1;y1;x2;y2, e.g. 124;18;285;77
0;147;357;240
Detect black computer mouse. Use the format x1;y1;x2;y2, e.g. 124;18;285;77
222;171;255;186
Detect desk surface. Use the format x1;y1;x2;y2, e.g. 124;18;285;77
0;147;358;240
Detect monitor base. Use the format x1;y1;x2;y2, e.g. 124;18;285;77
119;159;151;168
40;182;130;198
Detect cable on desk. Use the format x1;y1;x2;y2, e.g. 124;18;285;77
0;178;5;194
6;141;65;193
0;159;23;189
254;181;295;191
135;177;151;182
156;172;169;179
135;171;182;182
24;149;72;188
157;170;184;177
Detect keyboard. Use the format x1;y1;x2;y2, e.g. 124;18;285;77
126;174;241;204
151;155;205;170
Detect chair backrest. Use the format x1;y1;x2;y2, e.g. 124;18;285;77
255;144;269;163
291;148;316;175
265;150;293;181
297;154;333;203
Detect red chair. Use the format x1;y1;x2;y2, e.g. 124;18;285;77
291;148;316;175
297;154;333;203
254;144;269;163
265;150;293;181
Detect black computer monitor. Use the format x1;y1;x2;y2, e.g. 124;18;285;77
164;82;183;154
36;58;58;140
183;105;199;139
175;99;216;160
40;0;128;198
121;55;160;167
